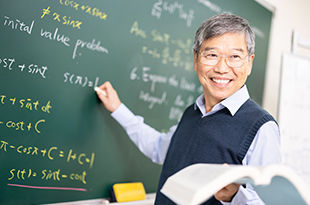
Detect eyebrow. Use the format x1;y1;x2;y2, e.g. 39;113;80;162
202;47;246;53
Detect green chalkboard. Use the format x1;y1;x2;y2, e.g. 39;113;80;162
0;0;272;204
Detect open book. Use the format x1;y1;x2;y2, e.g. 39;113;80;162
161;163;310;205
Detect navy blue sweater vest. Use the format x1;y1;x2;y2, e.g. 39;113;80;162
155;99;276;205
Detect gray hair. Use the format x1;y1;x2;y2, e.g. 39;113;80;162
193;13;255;56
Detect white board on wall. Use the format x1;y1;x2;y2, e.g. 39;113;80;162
278;53;310;185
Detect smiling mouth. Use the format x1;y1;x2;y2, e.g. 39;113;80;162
211;78;232;86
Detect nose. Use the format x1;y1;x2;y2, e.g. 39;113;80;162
214;56;229;73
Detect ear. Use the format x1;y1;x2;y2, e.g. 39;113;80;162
247;54;255;76
193;51;198;72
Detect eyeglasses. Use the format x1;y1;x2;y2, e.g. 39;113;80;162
199;51;249;68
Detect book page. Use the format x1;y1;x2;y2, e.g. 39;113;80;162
161;164;310;205
161;164;261;205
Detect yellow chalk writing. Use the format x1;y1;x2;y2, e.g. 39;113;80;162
58;0;107;20
0;140;95;168
130;21;147;38
8;168;88;185
41;6;82;30
0;94;52;114
41;169;60;181
1;119;45;134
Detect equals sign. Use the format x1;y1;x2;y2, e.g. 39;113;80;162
59;151;64;158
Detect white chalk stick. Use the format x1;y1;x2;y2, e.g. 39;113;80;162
95;87;107;96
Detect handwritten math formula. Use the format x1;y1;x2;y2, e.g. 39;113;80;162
0;139;95;168
0;57;48;79
1;94;52;114
130;21;192;71
8;168;88;185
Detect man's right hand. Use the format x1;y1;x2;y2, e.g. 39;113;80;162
96;81;121;112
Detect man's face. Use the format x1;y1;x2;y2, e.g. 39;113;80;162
194;32;254;107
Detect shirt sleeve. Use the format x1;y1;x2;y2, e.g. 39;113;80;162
111;103;177;164
222;120;281;205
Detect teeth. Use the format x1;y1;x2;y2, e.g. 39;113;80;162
212;78;230;84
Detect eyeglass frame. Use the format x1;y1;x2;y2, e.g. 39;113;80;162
198;50;250;68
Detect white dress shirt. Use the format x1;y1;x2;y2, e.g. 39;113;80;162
110;85;281;205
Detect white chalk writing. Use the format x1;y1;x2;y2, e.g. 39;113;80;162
139;91;167;109
151;0;194;27
72;38;109;59
40;27;70;46
64;72;100;88
3;15;34;35
0;57;48;79
130;66;198;93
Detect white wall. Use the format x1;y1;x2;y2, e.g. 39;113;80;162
260;0;310;118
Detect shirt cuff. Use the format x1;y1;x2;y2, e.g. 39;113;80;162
111;103;136;127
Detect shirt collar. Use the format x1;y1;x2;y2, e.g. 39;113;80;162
194;85;250;116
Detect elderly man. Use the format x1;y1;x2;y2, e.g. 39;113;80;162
96;13;281;204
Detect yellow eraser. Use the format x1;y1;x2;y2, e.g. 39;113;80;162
112;182;146;202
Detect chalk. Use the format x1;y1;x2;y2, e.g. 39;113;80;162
95;87;107;96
